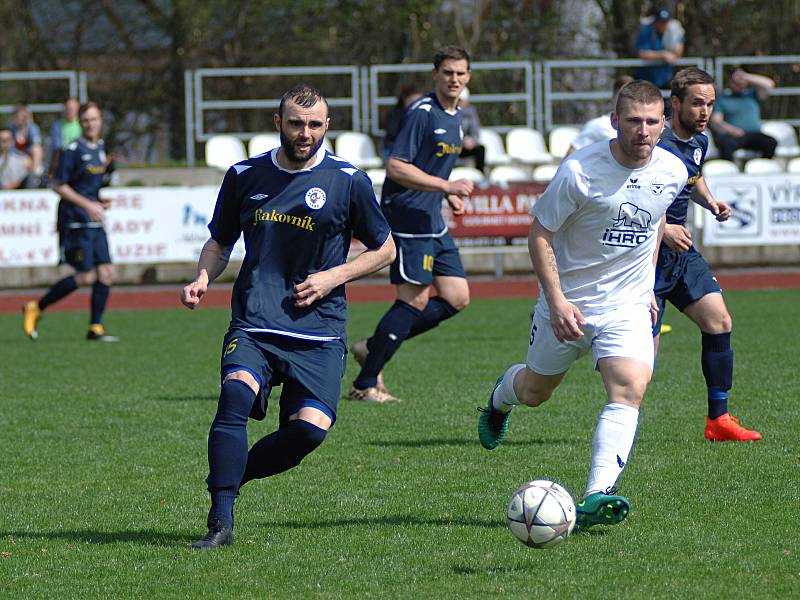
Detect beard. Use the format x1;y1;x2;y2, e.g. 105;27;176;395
279;130;324;163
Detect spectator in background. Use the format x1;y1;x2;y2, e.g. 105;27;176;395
457;87;486;174
9;103;44;187
635;7;685;89
381;83;422;160
566;75;635;156
0;127;32;189
711;67;777;161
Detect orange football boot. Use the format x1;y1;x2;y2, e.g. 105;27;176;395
704;413;763;442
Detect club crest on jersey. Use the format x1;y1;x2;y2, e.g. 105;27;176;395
650;182;665;195
693;148;702;165
305;187;326;209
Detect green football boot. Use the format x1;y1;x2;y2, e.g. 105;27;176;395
477;375;511;450
575;490;630;530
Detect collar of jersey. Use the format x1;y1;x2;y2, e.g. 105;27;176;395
270;147;326;173
665;122;695;143
78;136;102;150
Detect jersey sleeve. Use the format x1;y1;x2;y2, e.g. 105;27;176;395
207;167;243;246
390;106;429;164
349;171;391;249
531;161;583;232
53;146;79;186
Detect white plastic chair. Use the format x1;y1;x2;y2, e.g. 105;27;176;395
478;128;512;166
205;135;247;170
531;164;559;182
449;166;486;184
787;157;800;173
743;158;783;174
505;127;554;165
365;168;386;187
703;131;720;160
548;126;580;159
702;159;740;176
489;165;530;185
760;120;800;158
248;133;280;157
334;132;382;169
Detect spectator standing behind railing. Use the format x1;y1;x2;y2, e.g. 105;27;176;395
635;7;685;89
8;103;44;187
457;87;486;174
710;68;777;161
381;82;422;161
48;98;82;179
0;127;32;190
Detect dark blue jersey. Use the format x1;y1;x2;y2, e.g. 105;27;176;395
209;148;391;341
381;92;463;236
54;137;109;230
657;125;708;225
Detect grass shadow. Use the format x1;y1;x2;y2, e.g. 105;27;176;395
1;529;192;546
261;514;500;530
369;438;560;447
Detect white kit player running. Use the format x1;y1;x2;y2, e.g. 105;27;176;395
477;80;688;530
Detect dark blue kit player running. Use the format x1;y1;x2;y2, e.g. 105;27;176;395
654;68;761;442
182;85;395;550
22;101;117;342
349;46;476;402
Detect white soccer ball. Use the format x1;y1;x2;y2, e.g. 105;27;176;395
507;479;576;548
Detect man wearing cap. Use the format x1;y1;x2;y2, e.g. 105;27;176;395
635;7;685;89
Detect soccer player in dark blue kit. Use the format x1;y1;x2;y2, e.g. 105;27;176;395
655;68;761;442
22;102;118;342
349;46;476;402
182;85;395;549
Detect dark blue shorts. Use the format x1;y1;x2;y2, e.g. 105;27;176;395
653;245;721;334
220;328;346;425
389;232;466;285
60;227;111;272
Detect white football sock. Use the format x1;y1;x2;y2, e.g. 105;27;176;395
585;402;639;496
491;364;526;413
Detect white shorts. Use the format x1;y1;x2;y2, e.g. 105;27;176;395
526;302;655;375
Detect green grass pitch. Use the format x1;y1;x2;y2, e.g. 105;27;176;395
0;289;797;598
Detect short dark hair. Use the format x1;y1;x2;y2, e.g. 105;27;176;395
615;80;664;114
79;101;100;117
613;75;635;96
433;46;471;70
0;126;13;137
279;84;329;118
671;68;715;101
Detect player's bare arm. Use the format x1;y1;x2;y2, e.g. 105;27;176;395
53;182;105;223
181;237;233;309
294;235;396;308
446;194;467;215
691;176;731;222
651;216;666;325
528;218;585;342
386;157;474;197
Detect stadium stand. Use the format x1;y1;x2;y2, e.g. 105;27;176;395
335;132;382;169
743;158;783;174
505;127;554;166
532;163;559;182
760;120;800;159
478;128;512;166
702;159;740;175
449;166;486;183
787;157;800;173
488;165;530;185
205;135;247;170
365;167;386;186
548;126;580;159
248;133;280;157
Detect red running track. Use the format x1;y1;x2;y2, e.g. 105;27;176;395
1;271;798;313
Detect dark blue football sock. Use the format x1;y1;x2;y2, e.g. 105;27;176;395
405;297;460;340
239;419;327;486
701;331;733;419
38;275;78;310
354;300;421;389
90;282;111;325
206;379;256;528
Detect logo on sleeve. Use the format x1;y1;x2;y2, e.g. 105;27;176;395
305;187;326;209
693;148;702;165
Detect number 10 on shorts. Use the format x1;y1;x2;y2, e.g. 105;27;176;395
422;254;434;272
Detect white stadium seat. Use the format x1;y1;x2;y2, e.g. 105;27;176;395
787;157;800;173
760;120;800;158
478;128;512;166
702;159;740;176
505;127;554;165
704;131;720;160
205;135;247;170
335;132;382;169
489;165;530;185
743;158;783;174
532;164;559;182
365;168;386;186
449;166;486;184
548;126;580;159
248;133;280;157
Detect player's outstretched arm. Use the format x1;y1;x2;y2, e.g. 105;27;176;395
181;237;233;309
386;158;474;197
528;218;585;342
293;235;396;308
52;182;106;224
691;177;731;222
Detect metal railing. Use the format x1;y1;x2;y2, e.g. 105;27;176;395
0;70;88;117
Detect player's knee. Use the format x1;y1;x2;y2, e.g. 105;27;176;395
74;271;96;286
450;292;469;311
281;419;328;469
97;264;114;286
700;311;732;334
223;370;260;395
516;377;553;407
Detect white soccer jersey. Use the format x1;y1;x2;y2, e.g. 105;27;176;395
570;114;616;151
532;140;688;316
